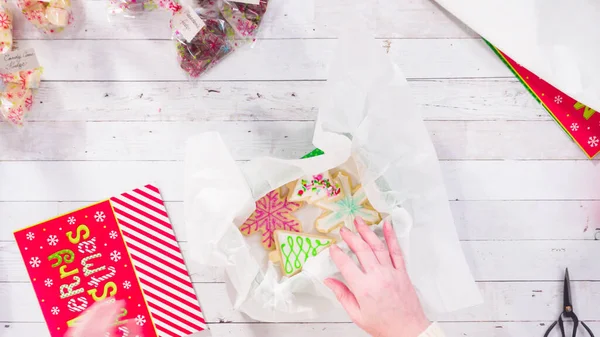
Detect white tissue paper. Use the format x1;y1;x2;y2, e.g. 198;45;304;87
184;32;482;321
434;0;600;111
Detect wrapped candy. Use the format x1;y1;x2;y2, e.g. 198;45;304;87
221;0;268;39
0;67;44;89
174;13;236;78
0;82;33;126
0;3;12;53
171;0;269;78
0;3;42;126
108;0;180;17
17;0;74;34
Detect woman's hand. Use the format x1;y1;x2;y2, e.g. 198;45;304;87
325;217;430;337
66;299;140;337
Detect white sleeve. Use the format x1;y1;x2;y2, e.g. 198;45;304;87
419;323;445;337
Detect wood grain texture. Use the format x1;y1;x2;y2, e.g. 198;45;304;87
11;38;509;81
1;161;599;202
3;322;598;337
10;0;476;40
2;200;599;241
1;281;600;323
1;0;598;335
2;240;599;283
0;120;589;161
25;79;547;122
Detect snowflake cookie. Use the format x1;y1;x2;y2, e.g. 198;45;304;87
315;172;380;233
288;171;341;204
239;187;302;250
269;230;334;277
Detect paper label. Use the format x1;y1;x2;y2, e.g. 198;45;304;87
172;7;206;42
234;0;260;4
0;48;40;73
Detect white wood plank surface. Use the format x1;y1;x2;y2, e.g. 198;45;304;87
2;0;599;336
2;322;595;337
27;79;546;122
1;240;599;283
13;38;509;81
11;0;476;40
2;200;599;241
0;120;587;160
2;281;600;323
1;161;600;201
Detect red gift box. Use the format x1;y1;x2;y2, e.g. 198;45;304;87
14;184;208;337
489;43;600;158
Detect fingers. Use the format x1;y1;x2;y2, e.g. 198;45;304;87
324;278;361;323
383;221;406;270
329;244;364;288
355;217;392;266
340;226;379;271
67;299;124;337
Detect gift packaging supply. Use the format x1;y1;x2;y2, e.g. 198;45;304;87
108;0;181;18
171;0;269;78
183;31;482;321
0;3;42;127
17;0;74;34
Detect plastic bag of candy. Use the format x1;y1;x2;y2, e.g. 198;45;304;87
0;3;13;53
171;6;236;78
171;0;269;78
17;0;74;34
0;3;43;126
108;0;180;18
220;0;268;40
0;59;43;126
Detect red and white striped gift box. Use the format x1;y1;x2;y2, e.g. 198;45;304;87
14;184;208;337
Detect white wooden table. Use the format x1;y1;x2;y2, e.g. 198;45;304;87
1;0;600;336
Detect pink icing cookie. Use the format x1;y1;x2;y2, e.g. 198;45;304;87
239;187;302;250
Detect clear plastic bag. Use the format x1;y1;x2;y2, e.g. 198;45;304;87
0;3;13;53
220;0;268;40
108;0;180;18
171;0;269;78
0;2;42;126
0;82;33;126
17;0;74;34
175;16;235;77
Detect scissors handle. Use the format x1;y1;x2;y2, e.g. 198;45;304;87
544;321;558;337
544;318;596;337
581;321;595;337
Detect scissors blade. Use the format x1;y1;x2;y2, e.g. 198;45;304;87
564;268;573;314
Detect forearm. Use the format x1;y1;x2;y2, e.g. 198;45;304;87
419;323;445;337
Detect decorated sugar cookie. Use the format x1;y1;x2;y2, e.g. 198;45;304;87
315;172;380;233
269;230;334;277
239;188;302;250
289;171;341;203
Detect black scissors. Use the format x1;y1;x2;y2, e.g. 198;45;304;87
544;269;595;337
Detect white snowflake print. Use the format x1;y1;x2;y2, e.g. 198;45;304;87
47;235;59;246
26;232;35;241
554;95;563;104
123;280;132;289
94;211;106;222
51;306;60;315
110;250;122;262
44;278;53;287
570;123;579;132
135;314;146;326
29;257;41;268
67;216;76;225
109;230;118;239
588;136;599;147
